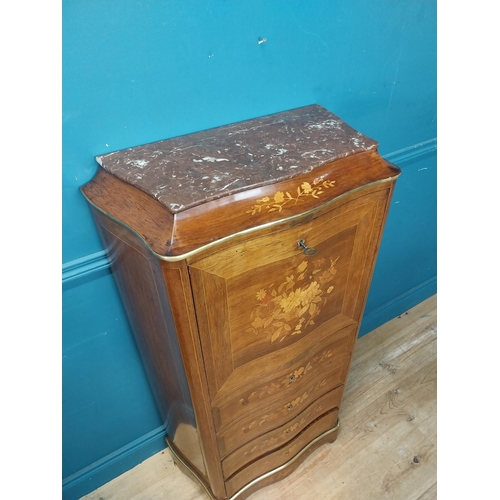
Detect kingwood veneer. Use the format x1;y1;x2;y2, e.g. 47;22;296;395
81;105;401;500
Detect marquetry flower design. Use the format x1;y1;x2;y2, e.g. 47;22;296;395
242;379;329;433
239;362;313;407
245;420;306;456
279;419;306;440
246;178;336;215
274;191;285;203
246;256;339;343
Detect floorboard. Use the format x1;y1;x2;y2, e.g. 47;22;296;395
81;295;437;500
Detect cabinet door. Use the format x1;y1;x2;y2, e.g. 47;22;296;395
189;188;389;435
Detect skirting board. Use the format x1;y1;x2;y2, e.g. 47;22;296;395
358;276;437;337
62;425;167;500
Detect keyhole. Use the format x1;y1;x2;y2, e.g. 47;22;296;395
297;239;317;257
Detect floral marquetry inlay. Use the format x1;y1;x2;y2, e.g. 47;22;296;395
241;379;328;433
246;178;336;215
246;256;340;343
244;418;307;457
239;348;337;407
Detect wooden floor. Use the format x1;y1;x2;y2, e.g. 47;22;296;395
81;295;437;500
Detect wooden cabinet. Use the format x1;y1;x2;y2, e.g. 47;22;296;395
81;105;400;500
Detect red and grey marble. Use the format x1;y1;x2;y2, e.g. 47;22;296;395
96;105;378;214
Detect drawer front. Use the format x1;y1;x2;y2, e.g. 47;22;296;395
214;326;354;432
216;354;347;457
222;385;343;479
225;406;339;496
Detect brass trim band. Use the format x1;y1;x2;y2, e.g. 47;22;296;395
81;175;399;263
166;418;340;500
166;435;217;500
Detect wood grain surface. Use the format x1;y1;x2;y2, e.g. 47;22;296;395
80;295;437;500
80;107;402;498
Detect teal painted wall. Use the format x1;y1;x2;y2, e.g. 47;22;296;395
62;1;436;498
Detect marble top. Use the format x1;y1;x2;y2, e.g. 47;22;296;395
96;105;378;213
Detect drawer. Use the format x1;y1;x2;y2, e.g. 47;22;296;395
217;356;347;457
225;405;340;496
214;329;354;432
222;385;343;479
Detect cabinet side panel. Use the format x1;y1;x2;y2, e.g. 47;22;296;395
344;184;397;323
90;208;208;481
335;182;397;410
160;261;227;499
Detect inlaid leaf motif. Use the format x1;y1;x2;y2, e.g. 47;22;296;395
246;256;340;343
240;362;316;406
246;177;336;215
242;378;331;431
271;328;282;343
